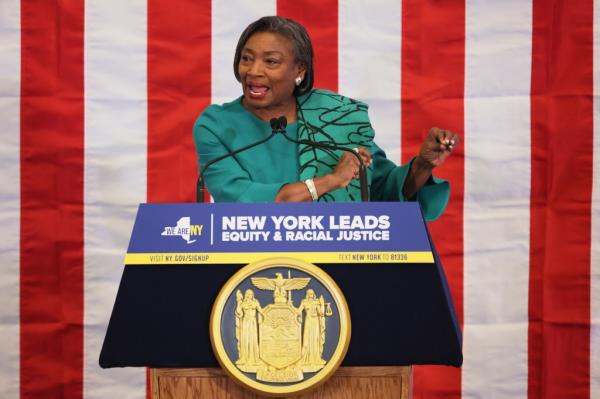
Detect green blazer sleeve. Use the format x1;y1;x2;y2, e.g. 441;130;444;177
368;141;450;221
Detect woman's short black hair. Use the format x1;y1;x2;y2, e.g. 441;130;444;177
233;16;314;96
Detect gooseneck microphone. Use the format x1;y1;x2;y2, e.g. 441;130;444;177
196;129;278;202
271;116;369;202
196;116;369;202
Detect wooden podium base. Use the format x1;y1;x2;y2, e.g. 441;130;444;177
151;366;412;399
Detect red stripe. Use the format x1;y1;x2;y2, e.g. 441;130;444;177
20;1;85;398
529;1;593;398
401;1;465;398
147;0;212;203
277;0;338;92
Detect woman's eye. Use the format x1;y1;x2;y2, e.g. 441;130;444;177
265;59;279;65
241;55;252;62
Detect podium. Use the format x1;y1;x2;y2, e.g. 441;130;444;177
100;202;462;398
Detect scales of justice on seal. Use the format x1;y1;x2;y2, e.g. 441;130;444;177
99;202;462;398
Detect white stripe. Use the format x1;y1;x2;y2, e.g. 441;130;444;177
84;1;148;398
0;1;20;398
339;0;402;162
591;0;600;395
463;1;532;398
211;0;276;106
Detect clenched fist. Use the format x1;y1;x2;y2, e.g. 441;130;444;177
418;127;460;168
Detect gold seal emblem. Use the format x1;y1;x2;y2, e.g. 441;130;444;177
210;257;351;396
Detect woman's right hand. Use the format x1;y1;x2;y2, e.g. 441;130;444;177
274;147;371;202
330;148;371;189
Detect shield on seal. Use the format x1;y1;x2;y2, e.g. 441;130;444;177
259;302;302;368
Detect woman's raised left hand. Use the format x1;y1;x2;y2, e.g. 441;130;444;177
402;127;460;199
418;127;460;168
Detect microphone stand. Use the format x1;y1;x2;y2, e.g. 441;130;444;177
196;116;370;203
196;130;277;203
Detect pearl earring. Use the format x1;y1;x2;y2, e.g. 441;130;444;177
295;76;302;86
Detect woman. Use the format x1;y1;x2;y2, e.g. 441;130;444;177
193;16;458;221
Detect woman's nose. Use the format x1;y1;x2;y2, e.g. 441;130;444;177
247;60;264;76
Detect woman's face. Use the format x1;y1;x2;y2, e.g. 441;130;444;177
238;31;305;114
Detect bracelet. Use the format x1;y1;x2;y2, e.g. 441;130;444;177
304;178;319;201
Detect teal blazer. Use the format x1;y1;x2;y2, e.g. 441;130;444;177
193;90;449;221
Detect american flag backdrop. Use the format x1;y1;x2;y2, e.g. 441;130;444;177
0;0;598;398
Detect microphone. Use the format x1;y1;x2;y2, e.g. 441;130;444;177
274;116;369;202
272;116;287;131
196;116;369;202
196;128;278;202
270;116;286;132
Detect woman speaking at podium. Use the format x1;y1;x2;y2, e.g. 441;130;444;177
193;16;458;221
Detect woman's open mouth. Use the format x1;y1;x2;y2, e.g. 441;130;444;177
247;85;269;99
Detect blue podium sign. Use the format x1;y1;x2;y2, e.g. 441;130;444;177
125;202;434;265
100;201;462;370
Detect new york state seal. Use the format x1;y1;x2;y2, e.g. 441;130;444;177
210;258;351;397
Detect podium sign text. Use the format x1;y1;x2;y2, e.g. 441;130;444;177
125;202;434;265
